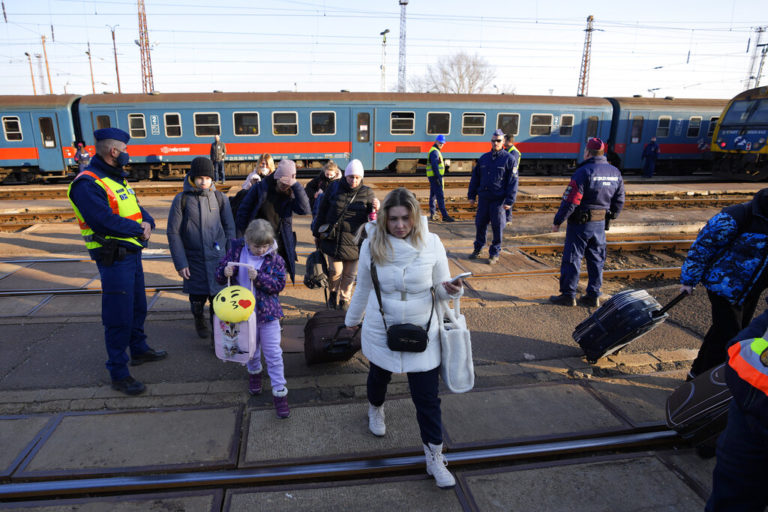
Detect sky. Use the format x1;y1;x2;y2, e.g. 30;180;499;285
1;0;767;100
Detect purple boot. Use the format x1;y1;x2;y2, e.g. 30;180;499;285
273;390;290;419
248;372;262;395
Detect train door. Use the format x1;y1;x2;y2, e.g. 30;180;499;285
350;108;375;170
623;112;648;169
31;112;64;173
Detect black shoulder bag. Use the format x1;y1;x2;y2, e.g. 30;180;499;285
370;257;434;352
317;185;360;240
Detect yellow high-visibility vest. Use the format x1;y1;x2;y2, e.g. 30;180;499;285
728;336;768;396
426;146;445;177
508;144;522;172
67;170;143;250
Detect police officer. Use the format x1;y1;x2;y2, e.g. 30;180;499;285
549;137;625;307
468;129;518;265
67;128;167;395
641;136;660;178
426;135;455;223
504;134;522;226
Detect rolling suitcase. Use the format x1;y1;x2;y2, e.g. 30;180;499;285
304;309;361;365
665;363;732;442
573;289;686;363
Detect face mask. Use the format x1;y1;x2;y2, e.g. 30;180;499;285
116;151;130;167
258;166;270;175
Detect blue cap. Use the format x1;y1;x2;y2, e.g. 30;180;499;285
435;134;446;144
492;129;505;139
94;127;130;144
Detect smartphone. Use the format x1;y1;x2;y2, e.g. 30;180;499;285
449;272;472;283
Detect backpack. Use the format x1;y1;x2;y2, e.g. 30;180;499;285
304;249;329;289
181;189;226;211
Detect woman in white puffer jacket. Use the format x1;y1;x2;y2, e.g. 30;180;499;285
345;187;464;489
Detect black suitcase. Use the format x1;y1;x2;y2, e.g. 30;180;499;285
304;309;361;365
573;289;686;363
665;363;732;441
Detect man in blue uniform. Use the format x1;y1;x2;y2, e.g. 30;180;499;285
504;134;522;226
641;136;660;178
67;127;167;395
549;137;625;307
426;135;455;223
468;129;518;265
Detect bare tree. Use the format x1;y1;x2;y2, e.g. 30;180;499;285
408;52;496;94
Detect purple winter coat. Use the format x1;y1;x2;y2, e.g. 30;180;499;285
215;238;286;323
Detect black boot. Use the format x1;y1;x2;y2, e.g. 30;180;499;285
327;291;338;310
191;300;210;339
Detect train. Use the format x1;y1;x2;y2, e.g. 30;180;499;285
710;85;768;180
0;91;728;183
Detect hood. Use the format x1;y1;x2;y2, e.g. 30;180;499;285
183;174;218;194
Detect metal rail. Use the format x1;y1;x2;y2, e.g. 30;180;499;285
0;426;678;500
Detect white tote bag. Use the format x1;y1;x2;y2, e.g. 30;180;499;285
438;297;474;393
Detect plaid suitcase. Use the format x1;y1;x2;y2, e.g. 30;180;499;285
665;363;732;441
573;289;685;363
304;309;361;365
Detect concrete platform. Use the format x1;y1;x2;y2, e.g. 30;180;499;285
0;415;53;479
0;490;222;511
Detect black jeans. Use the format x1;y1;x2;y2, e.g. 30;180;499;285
691;290;761;376
367;362;443;445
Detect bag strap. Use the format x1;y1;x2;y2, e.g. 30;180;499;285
370;256;434;332
327;184;360;237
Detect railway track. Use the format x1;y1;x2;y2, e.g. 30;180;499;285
0;424;679;500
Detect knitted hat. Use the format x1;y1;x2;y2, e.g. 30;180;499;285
94;127;130;144
274;159;297;186
345;159;364;178
189;157;215;179
586;137;606;151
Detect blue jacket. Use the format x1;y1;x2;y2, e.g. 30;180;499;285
553;155;625;226
235;174;310;283
724;305;768;427
68;154;155;260
680;188;768;306
467;149;518;206
642;141;660;160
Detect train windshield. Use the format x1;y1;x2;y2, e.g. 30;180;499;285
721;99;768;126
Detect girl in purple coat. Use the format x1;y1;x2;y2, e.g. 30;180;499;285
216;219;290;418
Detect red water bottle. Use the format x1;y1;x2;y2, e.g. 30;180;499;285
368;209;377;222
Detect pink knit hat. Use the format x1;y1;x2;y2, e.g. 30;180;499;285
274;159;297;186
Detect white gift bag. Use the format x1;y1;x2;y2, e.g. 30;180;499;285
438;297;474;393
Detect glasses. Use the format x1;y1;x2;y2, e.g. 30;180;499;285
491;139;504;143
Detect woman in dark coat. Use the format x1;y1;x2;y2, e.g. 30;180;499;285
167;157;236;338
235;159;310;284
312;159;379;310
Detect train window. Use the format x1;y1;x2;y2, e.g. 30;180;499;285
273;112;298;135
164;113;182;137
96;115;111;129
630;116;644;143
311;111;336;135
194;112;221;137
559;115;574;136
2;116;22;141
427;112;450;135
687;116;702;138
357;112;370;143
391;112;415;135
497;113;519;136
586;116;598;139
234;112;259;136
656;116;671;137
462;112;485;135
530;114;553;136
38;117;56;148
707;117;718;137
128;114;146;138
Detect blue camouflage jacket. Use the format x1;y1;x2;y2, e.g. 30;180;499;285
680;188;768;305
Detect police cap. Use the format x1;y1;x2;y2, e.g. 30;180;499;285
94;127;130;144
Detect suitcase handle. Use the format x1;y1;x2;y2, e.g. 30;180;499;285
653;291;688;317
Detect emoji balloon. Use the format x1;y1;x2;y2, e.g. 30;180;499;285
213;285;255;323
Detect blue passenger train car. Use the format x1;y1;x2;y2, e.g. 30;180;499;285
710;86;768;180
0;95;80;182
608;96;727;173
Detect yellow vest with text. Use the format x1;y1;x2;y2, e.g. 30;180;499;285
507;144;522;171
67;170;143;250
426;146;445;177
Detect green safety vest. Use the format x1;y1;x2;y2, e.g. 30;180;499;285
508;144;522;171
426;146;445;177
67;170;144;250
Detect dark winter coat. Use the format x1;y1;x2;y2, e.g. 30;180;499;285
681;188;768;306
215;239;286;323
313;178;376;261
167;176;235;295
235;174;311;283
304;170;341;210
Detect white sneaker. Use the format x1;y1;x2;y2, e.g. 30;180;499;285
424;442;456;489
368;404;386;437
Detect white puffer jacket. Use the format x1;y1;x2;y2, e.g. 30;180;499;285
345;216;461;373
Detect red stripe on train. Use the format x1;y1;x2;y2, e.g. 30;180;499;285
374;141;581;154
125;141;352;157
0;147;39;160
